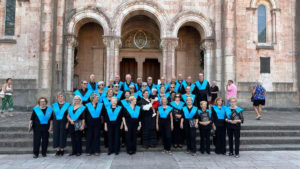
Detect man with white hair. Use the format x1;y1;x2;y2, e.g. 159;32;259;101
175;74;186;94
147;77;156;95
73;80;92;105
121;74;135;91
87;74;97;92
135;77;143;91
156;76;170;94
113;74;123;90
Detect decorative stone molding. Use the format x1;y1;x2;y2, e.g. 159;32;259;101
200;39;214;50
112;0;169;38
160;38;179;51
249;0;279;9
171;11;214;39
65;35;78;47
66;6;111;37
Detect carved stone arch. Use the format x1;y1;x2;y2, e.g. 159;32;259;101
66;6;111;37
171;11;214;39
250;0;279;9
112;0;169;38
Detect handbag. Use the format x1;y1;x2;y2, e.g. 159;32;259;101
74;120;82;131
189;119;196;128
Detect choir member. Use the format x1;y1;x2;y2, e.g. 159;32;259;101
122;96;142;154
180;97;198;156
104;97;123;155
157;76;170;94
198;101;212;154
29;97;53;158
170;93;185;148
73;80;92;105
211;97;227;155
194;73;211;108
175;74;186;94
121;74;135;91
113;83;123;101
52;93;70;156
156;97;174;154
67;95;86;156
183;76;196;94
113;74;123;90
87;74;98;92
225;97;244;158
138;90;157;148
135;77;143;91
120;91;131;147
85;93;104;156
94;81;107;103
106;79;114;89
157;85;171;105
147;76;156;95
182;86;196;106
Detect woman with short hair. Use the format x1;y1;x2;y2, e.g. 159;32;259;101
198;101;212;154
1;78;14;117
29;97;53;158
52;92;70;156
67;95;86;156
252;82;266;120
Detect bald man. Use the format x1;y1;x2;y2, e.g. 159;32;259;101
156;76;170;94
121;74;135;91
113;74;123;90
87;74;98;92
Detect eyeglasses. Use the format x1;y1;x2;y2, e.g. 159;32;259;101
83;83;88;85
175;96;181;98
170;87;175;88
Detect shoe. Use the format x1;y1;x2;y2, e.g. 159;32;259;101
7;113;13;117
94;153;100;156
55;151;60;156
227;153;234;156
161;150;166;154
86;153;92;156
69;153;76;156
42;154;47;157
168;151;172;155
61;150;64;156
33;154;38;158
206;152;210;155
178;145;183;148
235;154;240;158
107;152;112;155
191;153;197;156
200;151;204;154
115;152;119;155
0;113;5;118
76;153;81;156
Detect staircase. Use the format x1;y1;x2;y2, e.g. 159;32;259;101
1;124;300;154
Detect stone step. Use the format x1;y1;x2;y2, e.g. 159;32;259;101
1;144;300;154
2;129;300;139
1;136;300;147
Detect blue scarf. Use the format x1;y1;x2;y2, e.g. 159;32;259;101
125;105;140;119
87;82;98;92
113;81;123;90
114;91;123;100
103;97;112;107
123;82;134;91
121;99;130;107
157;93;170;104
182;94;195;105
157;83;169;94
212;105;226;120
52;102;70;120
225;107;243;119
106;106;122;121
195;80;208;91
86;102;103;118
94;88;107;103
135;83;141;91
134;91;142;99
68;105;85;121
74;89;93;102
198;109;212;117
158;106;173;118
182;106;198;119
170;101;184;110
33;106;52;124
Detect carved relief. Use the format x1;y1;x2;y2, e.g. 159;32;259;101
122;30;159;49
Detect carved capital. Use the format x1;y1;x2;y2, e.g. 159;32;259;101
160;38;178;50
103;36;122;48
200;39;214;50
66;35;78;47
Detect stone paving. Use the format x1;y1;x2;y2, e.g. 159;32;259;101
0;151;300;169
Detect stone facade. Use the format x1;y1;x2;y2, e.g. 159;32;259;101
0;0;299;109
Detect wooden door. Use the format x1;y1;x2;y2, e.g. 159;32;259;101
143;59;160;83
120;58;137;81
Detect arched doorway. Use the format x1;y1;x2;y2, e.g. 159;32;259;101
176;26;203;81
119;13;162;82
73;22;106;89
143;59;160;82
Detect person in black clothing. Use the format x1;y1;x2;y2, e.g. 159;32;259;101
29;97;53;158
87;74;97;92
180;96;199;156
211;97;227;155
73;80;92;105
121;74;135;92
176;74;186;94
170;93;185;148
198;101;212;154
210;81;219;106
225;97;244;158
122;96;142;155
52;93;70;156
138;90;157;148
156;97;174;154
104;97;123;155
67;95;86;156
194;73;211;108
120;91;131;148
85;93;104;156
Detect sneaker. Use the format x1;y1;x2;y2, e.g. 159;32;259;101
60;150;64;156
69;153;76;156
42;154;47;157
94;153;100;156
33;154;38;158
55;151;60;156
235;155;240;158
8;113;13;117
167;151;172;155
86;153;92;156
0;113;5;118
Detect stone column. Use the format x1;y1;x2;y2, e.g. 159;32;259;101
65;35;78;92
201;39;214;83
103;36;122;85
137;57;145;78
160;38;178;82
224;0;236;83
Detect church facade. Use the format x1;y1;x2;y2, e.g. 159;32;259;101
0;0;299;109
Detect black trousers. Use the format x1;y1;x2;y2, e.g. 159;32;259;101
199;126;211;153
125;119;138;153
33;129;49;156
159;120;171;151
172;119;184;145
215;126;226;154
53;119;67;149
108;124;120;154
70;131;83;154
86;124;100;154
184;121;196;153
227;126;241;155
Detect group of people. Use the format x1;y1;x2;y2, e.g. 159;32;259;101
30;73;245;159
